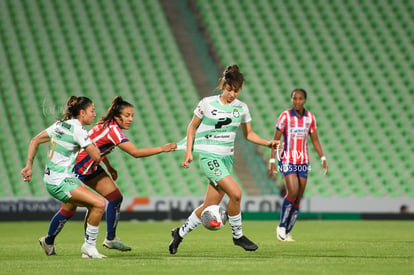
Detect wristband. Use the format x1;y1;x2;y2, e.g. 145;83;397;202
320;156;326;162
269;158;276;164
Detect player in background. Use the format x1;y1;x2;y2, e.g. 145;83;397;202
168;65;279;254
268;89;328;241
21;96;107;258
42;96;177;252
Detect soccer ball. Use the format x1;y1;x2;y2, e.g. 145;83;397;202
201;205;228;230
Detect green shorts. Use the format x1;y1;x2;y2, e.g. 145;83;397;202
45;177;81;203
199;153;234;188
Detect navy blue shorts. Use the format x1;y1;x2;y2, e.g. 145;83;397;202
75;165;106;183
278;161;310;178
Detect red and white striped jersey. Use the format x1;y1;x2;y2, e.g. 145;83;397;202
74;120;129;175
275;108;317;164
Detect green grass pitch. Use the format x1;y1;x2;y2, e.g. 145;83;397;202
1;220;413;274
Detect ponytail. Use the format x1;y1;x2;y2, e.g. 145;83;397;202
61;96;93;121
98;96;133;125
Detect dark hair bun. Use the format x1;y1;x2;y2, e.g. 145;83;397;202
113;96;124;105
224;65;240;76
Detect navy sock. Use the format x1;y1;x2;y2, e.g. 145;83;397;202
45;208;75;244
105;190;123;240
279;196;295;228
286;205;299;234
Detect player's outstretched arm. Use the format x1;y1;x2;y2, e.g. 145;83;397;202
118;141;177;158
241;122;279;148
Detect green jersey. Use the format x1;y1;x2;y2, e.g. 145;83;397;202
43;119;92;185
178;95;252;156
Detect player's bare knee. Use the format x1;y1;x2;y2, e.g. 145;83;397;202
95;197;106;212
228;192;242;204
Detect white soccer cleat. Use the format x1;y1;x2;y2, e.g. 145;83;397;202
276;226;286;241
39;236;56;256
285;233;295;242
81;243;107;259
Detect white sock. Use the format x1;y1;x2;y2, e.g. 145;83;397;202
85;223;99;246
229;213;243;239
179;210;201;238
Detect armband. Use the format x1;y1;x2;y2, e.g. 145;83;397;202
320;156;326;162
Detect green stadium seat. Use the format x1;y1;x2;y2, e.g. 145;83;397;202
1;0;413;200
0;0;207;198
195;0;413;198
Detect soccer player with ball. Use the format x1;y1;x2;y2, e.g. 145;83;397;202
169;65;279;254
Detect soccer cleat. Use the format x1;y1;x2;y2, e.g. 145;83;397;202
285;233;295;242
81;243;107;259
276;226;286;241
103;238;131;251
168;228;183;255
233;235;258;251
39;236;56;256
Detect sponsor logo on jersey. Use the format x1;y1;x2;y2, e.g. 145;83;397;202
205;134;231;139
61;121;71;130
211;109;236;116
213;134;230;139
289;128;307;134
54;128;64;137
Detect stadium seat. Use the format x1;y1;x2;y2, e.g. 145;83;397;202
1;0;412;200
195;0;413;198
0;0;205;198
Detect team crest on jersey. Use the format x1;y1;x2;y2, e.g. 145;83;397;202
214;169;222;176
232;109;240;118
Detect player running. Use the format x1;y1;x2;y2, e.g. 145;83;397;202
268;89;328;241
21;96;107;258
42;96;177;252
169;65;279;254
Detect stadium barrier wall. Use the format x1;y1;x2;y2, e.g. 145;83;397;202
1;196;413;221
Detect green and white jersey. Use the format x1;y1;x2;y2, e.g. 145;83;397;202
179;95;252;156
43;119;92;185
